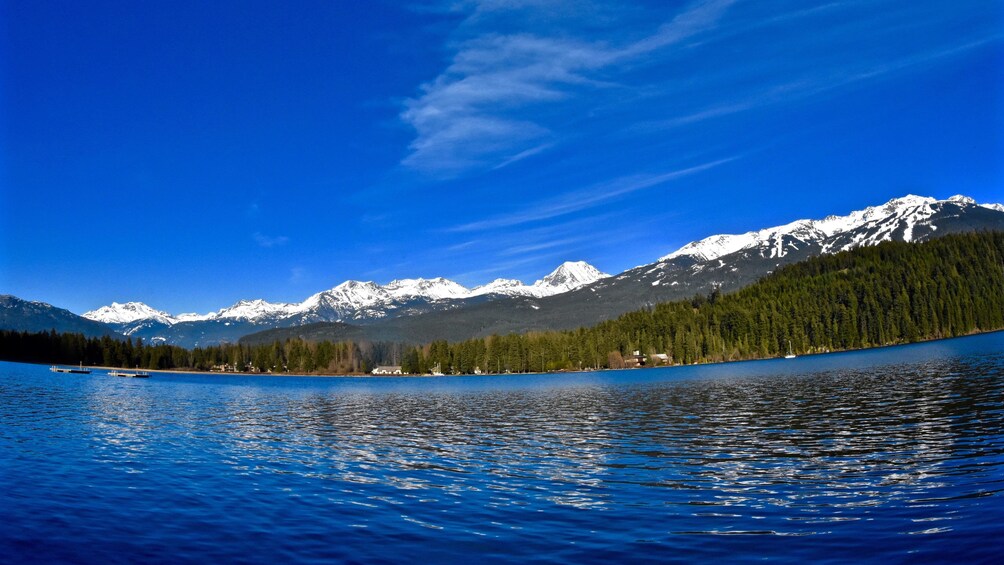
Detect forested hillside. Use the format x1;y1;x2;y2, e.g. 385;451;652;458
396;231;1004;373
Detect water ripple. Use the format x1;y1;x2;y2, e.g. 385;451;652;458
2;333;1004;563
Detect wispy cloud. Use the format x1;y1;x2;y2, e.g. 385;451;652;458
253;233;290;248
448;156;737;232
400;0;736;175
498;236;589;257
359;212;391;224
288;266;307;283
636;34;1003;132
446;239;482;252
400;0;999;176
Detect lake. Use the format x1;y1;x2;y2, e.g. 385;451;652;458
2;332;1003;563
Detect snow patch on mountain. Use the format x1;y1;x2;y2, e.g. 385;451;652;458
175;312;216;323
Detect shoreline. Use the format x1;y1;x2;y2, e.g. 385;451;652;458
31;327;1004;380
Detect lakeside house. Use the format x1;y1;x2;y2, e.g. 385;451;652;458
624;351;647;368
624;351;671;368
650;353;670;365
210;363;272;374
372;365;403;375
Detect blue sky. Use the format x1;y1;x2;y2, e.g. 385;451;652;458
1;0;1001;315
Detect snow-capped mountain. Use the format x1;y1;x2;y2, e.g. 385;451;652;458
564;194;1004;318
662;195;1001;263
214;299;302;321
470;278;528;297
290;264;605;323
82;301;184;337
78;261;610;346
470;262;610;298
535;261;608;294
976;201;1004;213
84;262;610;327
82;298;300;326
83;302;176;325
384;278;471;301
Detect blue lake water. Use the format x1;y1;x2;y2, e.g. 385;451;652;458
2;333;1003;563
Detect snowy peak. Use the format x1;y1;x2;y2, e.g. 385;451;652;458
471;262;609;297
299;278;473;321
661;194;1001;263
947;194;976;205
880;194;936;213
818;194;937;239
215;299;299;321
384;278;471;300
305;281;386;310
535;261;610;294
302;262;609;306
471;278;529;297
83;302;176;325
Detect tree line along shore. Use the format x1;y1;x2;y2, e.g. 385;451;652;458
3;231;1002;376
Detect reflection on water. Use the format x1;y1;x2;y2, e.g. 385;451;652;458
1;333;1003;563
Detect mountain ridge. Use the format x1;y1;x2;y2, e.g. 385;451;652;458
0;295;116;338
661;194;1000;262
82;260;611;327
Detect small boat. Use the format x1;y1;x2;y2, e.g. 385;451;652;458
784;340;796;359
50;362;91;374
108;370;150;378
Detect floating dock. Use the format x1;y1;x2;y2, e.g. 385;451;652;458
50;365;92;374
108;371;150;378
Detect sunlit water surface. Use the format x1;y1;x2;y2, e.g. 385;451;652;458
2;332;1003;563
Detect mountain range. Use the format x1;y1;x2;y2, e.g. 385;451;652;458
84;260;610;330
4;194;1003;348
74;261;609;347
245;194;1004;345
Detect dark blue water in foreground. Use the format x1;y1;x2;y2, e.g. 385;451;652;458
2;333;1003;563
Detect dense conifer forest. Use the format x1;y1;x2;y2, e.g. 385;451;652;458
3;232;1002;375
